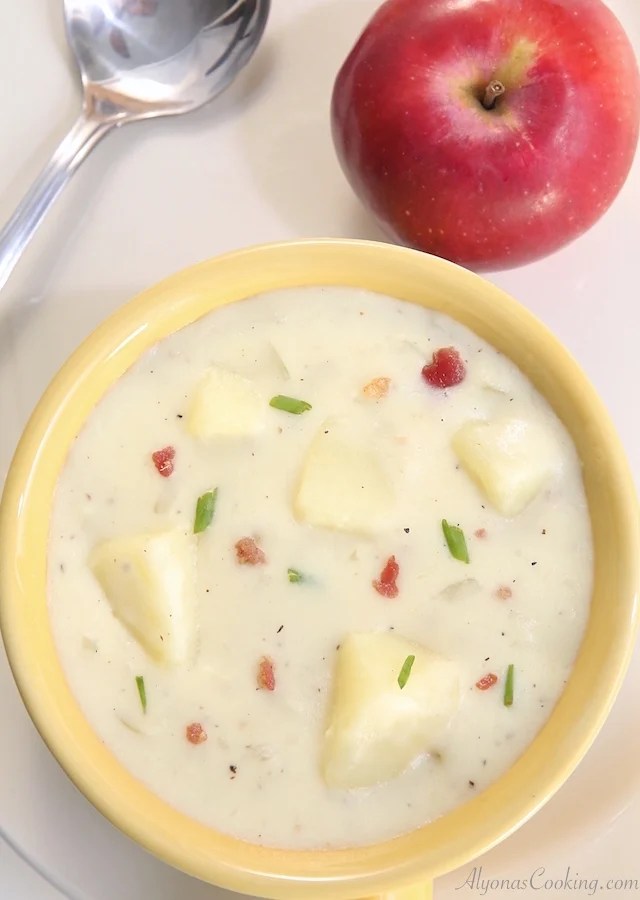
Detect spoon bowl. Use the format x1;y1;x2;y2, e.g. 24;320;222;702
0;0;269;291
66;0;269;119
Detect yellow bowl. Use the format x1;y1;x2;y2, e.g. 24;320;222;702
1;240;638;900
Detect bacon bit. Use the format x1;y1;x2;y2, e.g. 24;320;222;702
372;555;400;599
186;722;207;744
421;347;466;389
151;445;175;477
363;376;391;399
496;585;513;600
476;673;498;691
235;537;267;565
257;656;276;691
474;528;487;539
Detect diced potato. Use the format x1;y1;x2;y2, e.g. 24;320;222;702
452;416;558;517
90;530;197;665
294;427;394;535
186;366;265;438
322;633;461;789
266;342;290;380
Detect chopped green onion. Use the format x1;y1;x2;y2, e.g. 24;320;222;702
287;568;304;583
269;395;312;415
194;488;218;534
441;519;470;564
135;675;147;714
397;654;416;689
503;664;515;707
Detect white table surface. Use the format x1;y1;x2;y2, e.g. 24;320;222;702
1;1;639;898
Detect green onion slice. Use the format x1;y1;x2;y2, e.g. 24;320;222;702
269;395;312;415
441;519;470;564
503;664;515;707
194;488;218;534
287;568;304;583
397;654;416;689
135;675;147;714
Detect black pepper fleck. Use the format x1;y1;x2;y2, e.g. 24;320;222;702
277;624;284;634
531;561;538;566
176;414;183;419
404;527;410;534
469;780;476;788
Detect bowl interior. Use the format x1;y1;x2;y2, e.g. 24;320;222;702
0;240;638;899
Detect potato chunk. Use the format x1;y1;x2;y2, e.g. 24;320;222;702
90;530;197;665
452;416;557;516
294;427;394;535
186;366;265;438
322;633;461;789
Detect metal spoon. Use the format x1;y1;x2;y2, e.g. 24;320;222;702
0;0;269;292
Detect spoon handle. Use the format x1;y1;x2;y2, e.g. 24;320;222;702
0;110;114;293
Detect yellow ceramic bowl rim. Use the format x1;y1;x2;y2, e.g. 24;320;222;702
0;239;638;899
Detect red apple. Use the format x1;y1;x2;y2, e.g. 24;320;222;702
331;0;640;271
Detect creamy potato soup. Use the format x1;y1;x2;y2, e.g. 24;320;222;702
48;286;592;849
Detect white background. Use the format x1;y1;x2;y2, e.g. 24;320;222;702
0;1;638;898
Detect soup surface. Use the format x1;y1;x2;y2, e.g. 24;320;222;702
48;286;592;849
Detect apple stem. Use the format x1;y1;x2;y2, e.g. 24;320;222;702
482;80;506;110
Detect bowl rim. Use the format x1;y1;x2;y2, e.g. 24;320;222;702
1;238;638;899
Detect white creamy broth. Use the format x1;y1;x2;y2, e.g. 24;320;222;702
48;286;592;849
